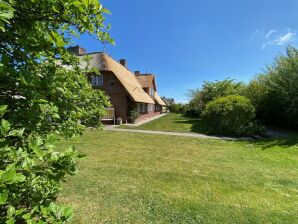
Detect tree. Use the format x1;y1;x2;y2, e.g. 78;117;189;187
0;0;113;222
263;46;298;129
188;79;247;115
246;46;298;129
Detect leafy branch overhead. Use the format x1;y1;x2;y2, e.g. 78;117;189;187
0;0;113;223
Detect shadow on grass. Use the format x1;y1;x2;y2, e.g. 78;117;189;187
174;115;209;134
252;135;298;150
176;115;298;149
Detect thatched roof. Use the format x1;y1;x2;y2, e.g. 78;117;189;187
135;74;156;89
154;92;166;106
80;53;155;104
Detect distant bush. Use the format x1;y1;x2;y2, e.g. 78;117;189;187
169;104;185;113
188;79;247;115
202;95;262;136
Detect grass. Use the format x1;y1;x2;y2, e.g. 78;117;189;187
58;130;298;223
119;113;208;134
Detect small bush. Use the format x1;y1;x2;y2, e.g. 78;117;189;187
202;95;261;136
129;111;139;123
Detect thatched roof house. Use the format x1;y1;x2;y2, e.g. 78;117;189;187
70;46;166;123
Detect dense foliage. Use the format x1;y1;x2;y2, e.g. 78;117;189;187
188;47;298;132
188;79;246;115
168;103;187;114
0;0;112;223
246;47;298;129
201;95;260;136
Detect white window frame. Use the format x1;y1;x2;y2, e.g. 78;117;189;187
149;104;154;112
91;75;103;87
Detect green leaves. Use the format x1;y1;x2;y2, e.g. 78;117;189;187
0;165;26;184
0;105;8;115
7;129;24;138
0;1;15;31
0;190;8;205
0;0;113;222
1;119;10;135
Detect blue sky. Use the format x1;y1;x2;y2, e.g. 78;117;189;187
75;0;298;103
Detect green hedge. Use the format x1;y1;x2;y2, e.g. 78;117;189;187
202;95;261;136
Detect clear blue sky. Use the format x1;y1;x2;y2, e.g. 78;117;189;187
74;0;298;103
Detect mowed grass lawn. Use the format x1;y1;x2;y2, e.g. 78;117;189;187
119;113;208;133
58;130;298;223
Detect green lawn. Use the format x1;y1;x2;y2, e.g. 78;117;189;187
119;113;208;133
58;130;298;223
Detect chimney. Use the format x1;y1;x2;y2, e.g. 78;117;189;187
67;45;86;56
119;59;127;68
134;71;140;75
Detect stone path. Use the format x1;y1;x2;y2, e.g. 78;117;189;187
104;126;241;140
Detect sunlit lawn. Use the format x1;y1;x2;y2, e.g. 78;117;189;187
58;130;298;223
119;113;208;134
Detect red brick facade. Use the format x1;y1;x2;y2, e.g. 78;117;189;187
88;70;164;124
91;71;131;123
136;111;161;123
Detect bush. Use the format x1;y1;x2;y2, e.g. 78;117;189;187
202;95;261;136
169;104;181;113
188;79;247;115
254;47;298;129
244;46;298;130
129;111;139;123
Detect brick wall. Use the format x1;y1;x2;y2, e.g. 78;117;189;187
90;71;162;124
91;71;130;122
136;111;161;123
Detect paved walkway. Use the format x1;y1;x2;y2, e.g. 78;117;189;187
126;113;168;126
104;126;241;140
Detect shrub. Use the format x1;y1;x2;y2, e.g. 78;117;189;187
244;46;298;130
168;104;181;113
256;47;298;129
202;95;261;136
188;79;247;115
129;111;139;123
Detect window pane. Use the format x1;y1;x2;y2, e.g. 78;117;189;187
92;76;103;86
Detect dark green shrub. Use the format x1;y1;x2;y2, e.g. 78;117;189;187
202;95;261;136
129;111;139;123
188;79;247;115
251;46;298;129
168;104;181;113
244;47;298;130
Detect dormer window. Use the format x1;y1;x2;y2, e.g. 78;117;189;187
150;87;154;96
91;75;103;87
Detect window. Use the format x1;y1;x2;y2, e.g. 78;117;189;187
91;76;103;86
148;104;155;112
137;103;142;113
142;103;147;113
150;87;155;96
137;103;146;113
